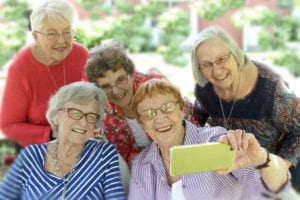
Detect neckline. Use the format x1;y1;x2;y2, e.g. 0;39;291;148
52;140;81;177
218;72;241;129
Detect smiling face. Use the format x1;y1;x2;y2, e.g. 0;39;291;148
96;68;134;109
33;19;73;65
196;38;239;91
137;92;185;147
56;100;98;145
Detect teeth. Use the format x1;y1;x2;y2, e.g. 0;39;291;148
55;47;65;51
72;128;86;134
157;125;172;132
113;92;125;100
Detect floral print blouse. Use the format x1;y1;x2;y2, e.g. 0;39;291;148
94;71;199;166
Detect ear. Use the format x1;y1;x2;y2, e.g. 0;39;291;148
32;31;38;42
53;116;59;125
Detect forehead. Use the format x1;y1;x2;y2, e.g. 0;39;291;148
41;18;71;31
97;68;127;83
196;38;228;60
64;100;98;112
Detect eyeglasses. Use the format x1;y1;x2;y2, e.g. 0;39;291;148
99;74;131;93
139;102;179;121
35;30;73;40
199;51;231;72
60;107;100;124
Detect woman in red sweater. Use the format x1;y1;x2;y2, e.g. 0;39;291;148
0;0;88;149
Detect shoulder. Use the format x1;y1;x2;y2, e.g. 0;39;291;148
70;42;89;57
85;139;118;154
8;45;33;71
254;61;281;82
131;144;153;169
17;144;45;162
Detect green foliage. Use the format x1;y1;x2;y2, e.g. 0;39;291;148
272;51;300;76
0;0;29;69
75;0;190;66
194;0;244;20
157;8;190;66
257;29;287;51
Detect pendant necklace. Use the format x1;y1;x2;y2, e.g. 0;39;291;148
52;140;81;199
46;61;66;90
218;73;241;129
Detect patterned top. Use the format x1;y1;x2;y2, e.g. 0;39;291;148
128;120;291;200
194;61;300;166
95;71;199;166
0;140;126;200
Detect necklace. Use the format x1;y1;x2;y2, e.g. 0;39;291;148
46;62;66;90
218;74;241;129
52;140;80;177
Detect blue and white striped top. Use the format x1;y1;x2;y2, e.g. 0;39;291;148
0;140;126;200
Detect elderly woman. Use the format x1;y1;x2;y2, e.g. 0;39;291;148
0;82;126;199
0;0;88;150
128;78;291;200
85;39;199;166
190;26;300;187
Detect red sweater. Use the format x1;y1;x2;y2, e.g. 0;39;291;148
0;42;88;147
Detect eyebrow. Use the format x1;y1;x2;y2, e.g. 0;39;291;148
200;52;228;62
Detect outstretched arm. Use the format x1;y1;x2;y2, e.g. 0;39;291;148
217;130;289;192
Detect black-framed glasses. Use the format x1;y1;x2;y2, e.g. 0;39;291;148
99;74;131;93
34;30;73;40
199;51;231;71
139;102;179;121
60;107;100;124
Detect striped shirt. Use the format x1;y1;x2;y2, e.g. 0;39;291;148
0;140;126;200
128;121;291;200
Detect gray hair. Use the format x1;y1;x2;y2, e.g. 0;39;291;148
191;26;249;87
30;0;77;31
85;39;135;84
46;82;107;129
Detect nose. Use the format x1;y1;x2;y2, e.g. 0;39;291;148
211;62;223;73
57;33;67;41
111;86;122;94
78;115;88;126
154;109;166;121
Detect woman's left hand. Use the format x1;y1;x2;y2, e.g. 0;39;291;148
216;129;267;175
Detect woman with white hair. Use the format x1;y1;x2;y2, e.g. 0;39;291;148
0;82;126;199
191;26;300;189
0;0;88;151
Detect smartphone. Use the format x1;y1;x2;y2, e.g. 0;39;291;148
170;142;235;176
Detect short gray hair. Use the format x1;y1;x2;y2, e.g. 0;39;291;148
191;26;249;87
30;0;77;31
46;82;107;129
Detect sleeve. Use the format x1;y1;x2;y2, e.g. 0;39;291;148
103;143;126;200
0;60;51;146
0;149;27;199
102;115;140;166
127;158;148;200
232;167;291;198
272;79;300;166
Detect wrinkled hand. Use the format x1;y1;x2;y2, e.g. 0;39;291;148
216;129;265;175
